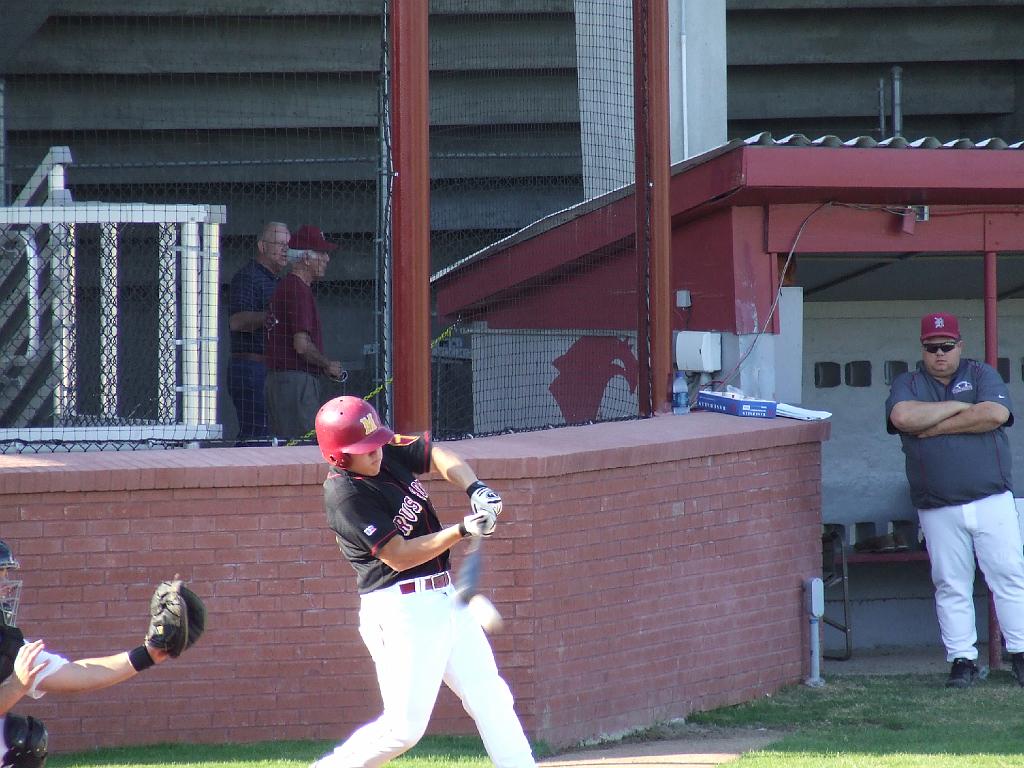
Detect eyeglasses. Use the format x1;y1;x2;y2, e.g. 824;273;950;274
923;342;958;354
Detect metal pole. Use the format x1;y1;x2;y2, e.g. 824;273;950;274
877;76;886;139
648;0;672;415
0;78;7;205
984;250;1003;671
390;0;431;433
806;616;825;687
633;0;651;416
890;66;903;138
100;224;121;420
376;0;393;420
804;577;825;687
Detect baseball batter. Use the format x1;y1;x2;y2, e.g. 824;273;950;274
312;396;536;768
887;312;1024;688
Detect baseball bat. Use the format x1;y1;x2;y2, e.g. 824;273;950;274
455;536;483;605
455;537;504;633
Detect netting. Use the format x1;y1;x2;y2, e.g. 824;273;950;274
429;1;640;438
0;3;645;451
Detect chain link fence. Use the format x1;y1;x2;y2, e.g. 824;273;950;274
0;2;643;451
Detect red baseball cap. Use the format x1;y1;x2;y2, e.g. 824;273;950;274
289;225;338;253
920;312;960;342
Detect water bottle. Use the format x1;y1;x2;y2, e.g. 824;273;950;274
672;371;689;415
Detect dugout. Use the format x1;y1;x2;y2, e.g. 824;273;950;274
434;133;1024;656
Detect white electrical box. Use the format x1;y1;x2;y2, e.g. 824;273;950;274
674;331;722;373
804;577;824;618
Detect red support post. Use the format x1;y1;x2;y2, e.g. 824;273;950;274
633;0;672;416
984;251;998;367
390;2;431;434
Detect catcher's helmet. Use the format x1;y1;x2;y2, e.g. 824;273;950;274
0;540;22;627
315;396;394;467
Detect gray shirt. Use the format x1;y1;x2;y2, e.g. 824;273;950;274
886;358;1014;510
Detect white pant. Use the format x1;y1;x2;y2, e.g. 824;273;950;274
314;577;535;768
918;491;1024;662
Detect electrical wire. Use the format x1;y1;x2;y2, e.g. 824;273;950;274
701;201;834;399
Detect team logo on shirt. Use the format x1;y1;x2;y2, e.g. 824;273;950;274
391;481;430;536
951;381;973;394
363;524;377;536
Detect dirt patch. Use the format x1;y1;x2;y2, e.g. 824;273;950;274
540;723;785;768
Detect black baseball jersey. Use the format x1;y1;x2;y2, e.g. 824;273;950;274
324;432;450;594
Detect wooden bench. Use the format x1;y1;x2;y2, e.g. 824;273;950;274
823;535;1002;668
845;550;929;565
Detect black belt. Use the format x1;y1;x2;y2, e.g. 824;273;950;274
398;572;451;595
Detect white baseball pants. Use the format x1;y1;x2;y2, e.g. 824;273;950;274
313;578;535;768
918;490;1024;662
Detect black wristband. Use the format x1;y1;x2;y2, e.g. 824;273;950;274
458;521;469;538
128;645;155;672
466;480;487;497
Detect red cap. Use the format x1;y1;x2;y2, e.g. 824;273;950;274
314;396;394;467
290;225;338;253
920;312;960;342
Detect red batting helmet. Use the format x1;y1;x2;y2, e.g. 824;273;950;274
315;396;395;467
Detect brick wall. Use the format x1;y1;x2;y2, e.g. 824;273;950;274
0;413;827;751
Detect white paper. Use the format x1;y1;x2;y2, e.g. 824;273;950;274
776;402;832;421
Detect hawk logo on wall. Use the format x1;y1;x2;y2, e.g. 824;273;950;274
548;336;638;423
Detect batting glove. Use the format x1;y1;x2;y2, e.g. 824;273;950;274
466;481;503;517
459;510;497;538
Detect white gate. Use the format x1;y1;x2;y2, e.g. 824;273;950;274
0;147;226;450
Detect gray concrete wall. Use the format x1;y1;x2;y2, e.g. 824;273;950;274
1;3;584;272
802;299;1024;537
725;1;1024;142
671;0;728;161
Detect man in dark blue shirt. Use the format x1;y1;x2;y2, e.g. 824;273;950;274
227;222;289;443
886;312;1024;689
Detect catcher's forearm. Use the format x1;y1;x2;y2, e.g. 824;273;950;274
0;676;28;715
37;647;168;694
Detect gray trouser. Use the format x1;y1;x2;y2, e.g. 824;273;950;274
265;370;323;440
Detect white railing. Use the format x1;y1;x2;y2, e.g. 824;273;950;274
0;146;226;448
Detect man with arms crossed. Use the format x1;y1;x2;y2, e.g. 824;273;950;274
886;312;1024;688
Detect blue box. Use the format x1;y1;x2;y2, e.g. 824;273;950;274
695;391;777;419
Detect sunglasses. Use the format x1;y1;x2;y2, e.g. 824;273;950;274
923;342;958;354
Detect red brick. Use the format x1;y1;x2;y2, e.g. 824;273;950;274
0;417;825;752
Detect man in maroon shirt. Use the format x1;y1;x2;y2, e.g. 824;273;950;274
265;225;345;440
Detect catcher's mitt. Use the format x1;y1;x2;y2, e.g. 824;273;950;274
146;579;206;657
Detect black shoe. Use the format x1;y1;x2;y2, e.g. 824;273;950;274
946;657;979;689
1011;653;1024;688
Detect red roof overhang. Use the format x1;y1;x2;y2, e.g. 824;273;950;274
434;142;1024;317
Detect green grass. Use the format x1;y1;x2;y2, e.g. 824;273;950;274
685;666;1024;767
45;668;1024;768
47;737;502;768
